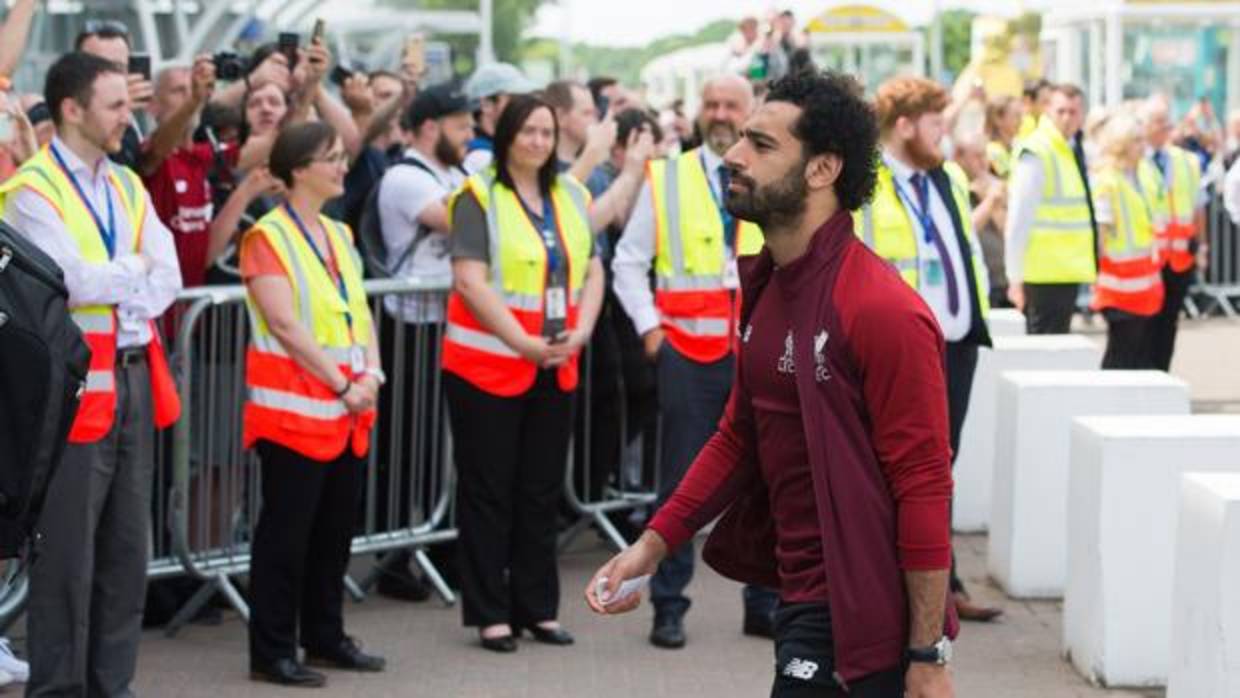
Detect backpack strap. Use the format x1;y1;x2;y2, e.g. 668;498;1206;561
384;156;449;275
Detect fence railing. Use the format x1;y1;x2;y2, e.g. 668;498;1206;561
1190;190;1240;318
0;276;659;635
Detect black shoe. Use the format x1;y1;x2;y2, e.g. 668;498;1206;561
649;613;686;649
520;624;575;646
305;637;386;672
250;658;327;687
479;632;518;653
742;610;776;639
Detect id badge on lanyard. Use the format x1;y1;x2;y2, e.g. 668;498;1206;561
530;196;569;321
722;253;740;290
545;287;568;321
349;346;366;373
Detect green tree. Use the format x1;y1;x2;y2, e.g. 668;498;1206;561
937;9;976;81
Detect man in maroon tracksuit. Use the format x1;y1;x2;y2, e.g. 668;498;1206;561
586;71;957;698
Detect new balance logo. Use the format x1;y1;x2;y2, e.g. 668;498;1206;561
783;657;820;681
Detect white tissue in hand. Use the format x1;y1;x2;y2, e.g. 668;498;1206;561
596;574;651;606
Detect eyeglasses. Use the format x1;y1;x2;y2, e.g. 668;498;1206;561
83;19;130;36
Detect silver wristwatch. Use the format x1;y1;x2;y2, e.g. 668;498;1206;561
905;636;952;665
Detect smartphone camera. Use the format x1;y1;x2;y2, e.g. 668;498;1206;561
278;32;300;69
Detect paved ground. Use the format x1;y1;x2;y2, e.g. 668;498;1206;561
120;532;1163;698
17;316;1240;696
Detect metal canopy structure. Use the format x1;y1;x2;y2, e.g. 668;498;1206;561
9;0;490;91
1042;0;1240;114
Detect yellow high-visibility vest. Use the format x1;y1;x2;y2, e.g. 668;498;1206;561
1011;116;1097;284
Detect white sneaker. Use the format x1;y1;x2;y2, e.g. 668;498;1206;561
0;668;12;688
0;638;26;683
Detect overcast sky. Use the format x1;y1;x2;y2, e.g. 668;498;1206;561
529;0;1071;47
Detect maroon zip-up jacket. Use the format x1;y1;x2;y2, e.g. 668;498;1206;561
648;209;960;682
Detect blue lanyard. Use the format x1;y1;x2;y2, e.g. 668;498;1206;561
891;175;938;245
700;150;737;251
50;143;118;259
519;193;562;275
284;204;353;329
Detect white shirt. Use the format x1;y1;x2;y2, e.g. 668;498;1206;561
3;136;182;347
462;148;493;176
1004;152;1045;284
883;152;974;342
1224;158;1240;226
377;147;463;323
612;147;727;337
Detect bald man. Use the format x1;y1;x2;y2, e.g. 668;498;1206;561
613;74;778;648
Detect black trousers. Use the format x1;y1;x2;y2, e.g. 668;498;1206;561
249;440;361;666
944;342;978;595
771;604;903;697
445;369;573;628
1023;283;1080;334
1149;265;1193;371
1101;309;1158;369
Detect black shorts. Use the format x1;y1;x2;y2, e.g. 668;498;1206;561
771;603;904;698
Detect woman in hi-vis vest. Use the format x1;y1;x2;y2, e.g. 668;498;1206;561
443;94;606;652
239;122;386;687
1088;111;1165;369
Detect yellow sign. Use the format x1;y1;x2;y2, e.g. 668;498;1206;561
806;5;909;34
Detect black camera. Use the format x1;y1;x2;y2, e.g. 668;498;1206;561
212;52;247;82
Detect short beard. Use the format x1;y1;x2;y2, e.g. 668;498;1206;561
435;134;462;167
905;134;944;171
724;160;808;232
703;121;738;155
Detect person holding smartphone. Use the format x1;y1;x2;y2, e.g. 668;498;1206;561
442;94;607;652
74;20;151;169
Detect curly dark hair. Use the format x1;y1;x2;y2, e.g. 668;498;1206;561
764;71;879;212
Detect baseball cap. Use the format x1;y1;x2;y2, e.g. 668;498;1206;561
463;62;537;101
402;83;473;129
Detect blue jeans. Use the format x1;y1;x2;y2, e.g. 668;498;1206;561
648;344;777;620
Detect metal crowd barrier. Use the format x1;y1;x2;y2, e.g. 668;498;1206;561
0;275;662;635
1190;190;1240;318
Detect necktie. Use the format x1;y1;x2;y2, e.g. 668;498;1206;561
717;164;737;250
1154;149;1168;177
911;172;960;315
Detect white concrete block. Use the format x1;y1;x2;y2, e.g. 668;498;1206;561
1168;473;1240;698
1064;415;1240;688
954;334;1101;532
989;371;1190;598
986;308;1027;337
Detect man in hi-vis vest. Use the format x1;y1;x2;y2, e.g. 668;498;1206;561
1138;96;1207;371
859;77;1001;623
1004;83;1098;334
0;52;182;695
612;74;774;648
